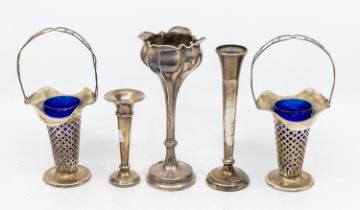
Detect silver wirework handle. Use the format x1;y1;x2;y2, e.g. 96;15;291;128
17;27;98;103
250;34;336;106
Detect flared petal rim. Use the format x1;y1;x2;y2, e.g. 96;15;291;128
255;88;330;129
26;87;96;126
138;26;205;50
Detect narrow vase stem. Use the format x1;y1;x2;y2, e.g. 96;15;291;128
223;80;238;165
116;104;133;171
165;80;176;140
161;75;179;168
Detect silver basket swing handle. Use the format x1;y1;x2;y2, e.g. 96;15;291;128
17;27;98;103
250;34;336;106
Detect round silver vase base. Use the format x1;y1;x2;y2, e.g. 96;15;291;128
109;170;140;188
266;169;314;192
206;166;249;192
147;161;196;191
43;165;91;187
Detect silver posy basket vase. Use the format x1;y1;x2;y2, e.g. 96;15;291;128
250;35;336;192
16;27;98;187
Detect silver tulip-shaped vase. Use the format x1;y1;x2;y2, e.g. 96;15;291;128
139;26;205;191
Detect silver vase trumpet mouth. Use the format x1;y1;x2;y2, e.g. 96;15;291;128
216;45;247;56
139;26;204;191
206;44;249;192
104;89;145;105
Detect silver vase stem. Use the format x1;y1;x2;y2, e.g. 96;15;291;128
116;103;133;171
163;76;178;168
223;79;238;165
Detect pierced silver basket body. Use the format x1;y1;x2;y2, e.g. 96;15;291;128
48;117;81;174
275;120;309;178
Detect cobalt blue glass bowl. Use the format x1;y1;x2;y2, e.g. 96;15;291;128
43;96;81;118
273;98;312;122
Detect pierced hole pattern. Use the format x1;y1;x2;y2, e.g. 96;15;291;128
47;118;81;173
275;122;309;178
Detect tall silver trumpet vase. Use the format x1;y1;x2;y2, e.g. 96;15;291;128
206;45;249;191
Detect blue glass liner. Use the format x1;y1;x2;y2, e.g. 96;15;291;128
43;96;81;118
273;98;312;122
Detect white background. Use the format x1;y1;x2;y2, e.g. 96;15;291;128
1;0;359;209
